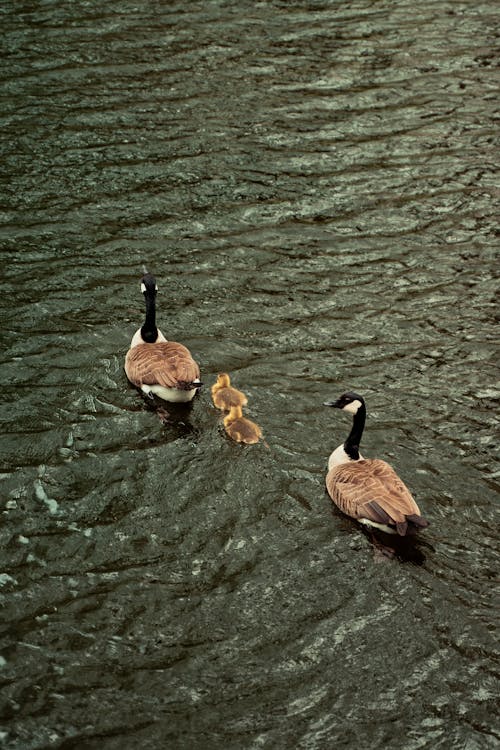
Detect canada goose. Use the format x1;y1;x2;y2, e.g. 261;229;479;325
324;392;429;536
211;373;248;411
223;405;263;445
124;274;202;403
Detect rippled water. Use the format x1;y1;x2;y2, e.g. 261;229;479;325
1;1;499;748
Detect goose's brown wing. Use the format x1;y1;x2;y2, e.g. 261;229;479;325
326;459;420;530
125;342;200;389
213;386;248;410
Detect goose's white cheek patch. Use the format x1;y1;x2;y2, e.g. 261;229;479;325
343;399;363;415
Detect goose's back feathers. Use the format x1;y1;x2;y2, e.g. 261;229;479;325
125;341;200;391
326;458;428;535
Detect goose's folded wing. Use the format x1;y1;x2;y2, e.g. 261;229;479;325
326;459;419;525
125;342;200;388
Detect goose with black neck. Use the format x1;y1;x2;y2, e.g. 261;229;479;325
125;273;202;403
324;392;429;536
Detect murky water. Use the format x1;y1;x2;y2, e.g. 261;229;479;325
1;1;498;748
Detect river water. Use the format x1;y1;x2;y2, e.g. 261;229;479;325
1;1;498;748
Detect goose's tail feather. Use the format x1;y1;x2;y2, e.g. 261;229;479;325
179;379;203;391
401;513;430;536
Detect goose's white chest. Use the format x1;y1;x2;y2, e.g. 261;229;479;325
328;444;364;470
129;327;167;348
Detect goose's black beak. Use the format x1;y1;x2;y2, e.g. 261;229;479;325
324;399;341;408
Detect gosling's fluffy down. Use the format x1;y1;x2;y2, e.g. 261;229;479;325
223;405;263;445
211;373;248;411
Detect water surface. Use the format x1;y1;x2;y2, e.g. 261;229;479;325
1;1;498;749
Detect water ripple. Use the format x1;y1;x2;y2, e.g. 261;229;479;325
1;1;498;748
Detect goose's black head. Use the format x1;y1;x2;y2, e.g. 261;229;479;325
324;392;365;414
141;274;157;295
324;392;366;460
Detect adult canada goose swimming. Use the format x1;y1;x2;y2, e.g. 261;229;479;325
211;373;248;411
124;273;202;403
223;405;263;445
324;392;429;536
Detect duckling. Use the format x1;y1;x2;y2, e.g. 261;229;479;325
211;373;248;411
223;405;263;445
125;274;202;403
324;392;429;536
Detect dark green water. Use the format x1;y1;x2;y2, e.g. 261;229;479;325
1;1;498;748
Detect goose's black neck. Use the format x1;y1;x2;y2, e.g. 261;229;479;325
344;402;366;460
141;289;159;343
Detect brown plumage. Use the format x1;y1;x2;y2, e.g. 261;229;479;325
125;341;200;393
324;392;429;536
124;273;201;403
326;459;427;536
223;405;263;445
211;373;248;411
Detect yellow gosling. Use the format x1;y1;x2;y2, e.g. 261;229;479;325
223;405;263;445
211;373;248;411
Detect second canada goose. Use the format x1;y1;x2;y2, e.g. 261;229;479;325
124;274;202;403
324;392;429;536
211;373;248;411
223;405;263;445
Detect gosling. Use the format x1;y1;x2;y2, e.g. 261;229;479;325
211;373;248;411
223;405;263;445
